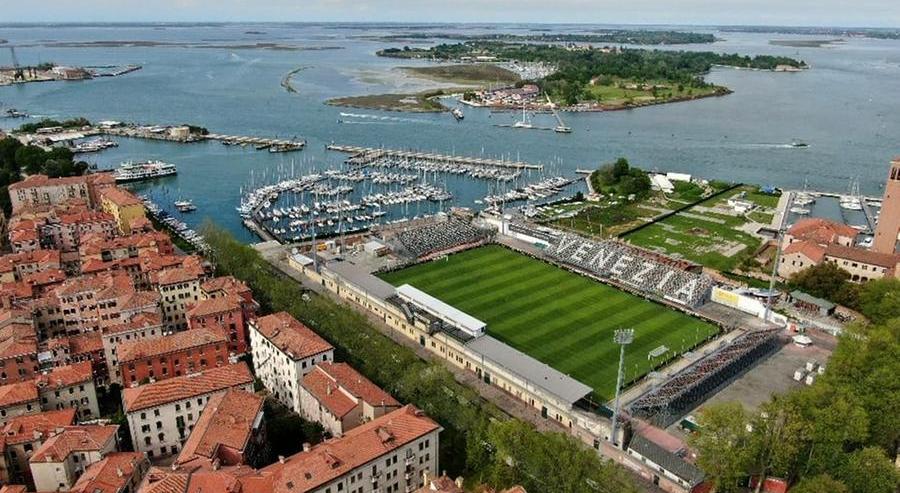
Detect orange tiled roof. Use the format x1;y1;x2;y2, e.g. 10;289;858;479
175;389;264;468
242;405;440;493
116;290;161;312
34;361;93;389
59;210;115;225
784;240;826;264
302;363;399;418
824;243;900;269
117;327;226;363
151;267;201;286
99;187;142;207
0;409;76;450
69;332;103;355
122;362;253;412
30;424;118;462
0;249;61;273
788;218;859;245
0;381;39;408
187;295;241;319
0;322;38;360
21;269;66;287
102;312;164;336
8;174;87;191
70;452;147;493
414;475;465;493
201;276;250;296
252;312;333;361
0;485;28;493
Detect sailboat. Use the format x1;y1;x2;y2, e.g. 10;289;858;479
513;104;534;129
547;94;572;133
840;178;863;211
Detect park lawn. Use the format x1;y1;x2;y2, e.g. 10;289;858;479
379;245;718;401
625;212;762;271
582;78;720;105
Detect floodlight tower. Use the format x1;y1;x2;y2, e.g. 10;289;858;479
610;328;634;447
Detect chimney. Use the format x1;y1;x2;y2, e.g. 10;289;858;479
116;466;124;478
302;442;311;452
278;455;286;464
455;477;464;488
326;383;332;395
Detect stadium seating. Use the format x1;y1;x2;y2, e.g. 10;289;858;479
544;234;714;308
392;219;493;259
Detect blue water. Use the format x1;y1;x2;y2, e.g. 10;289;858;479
1;23;899;242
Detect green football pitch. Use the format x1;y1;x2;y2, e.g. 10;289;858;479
379;244;719;401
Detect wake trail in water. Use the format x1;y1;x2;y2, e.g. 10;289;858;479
339;112;432;124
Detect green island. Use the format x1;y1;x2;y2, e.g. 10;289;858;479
399;63;520;85
326;64;520;112
326;87;469;112
378;42;807;109
363;29;717;45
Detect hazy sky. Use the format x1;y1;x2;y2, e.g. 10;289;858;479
3;0;900;27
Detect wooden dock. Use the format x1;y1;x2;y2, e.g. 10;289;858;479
326;144;543;171
206;133;305;151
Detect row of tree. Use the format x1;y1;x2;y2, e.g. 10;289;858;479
691;317;900;492
789;262;900;324
200;224;641;493
0;136;90;215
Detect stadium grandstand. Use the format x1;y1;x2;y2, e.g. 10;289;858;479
629;329;783;427
544;234;714;308
385;217;494;260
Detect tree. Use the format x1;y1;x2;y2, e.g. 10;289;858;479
789;474;848;493
838;447;899;493
690;402;755;493
856;278;900;324
788;262;858;308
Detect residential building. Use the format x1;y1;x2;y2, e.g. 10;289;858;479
783;217;858;247
40;210;118;254
172;389;266;470
824;243;900;282
299;362;400;437
0;321;39;384
101;312;165;385
778;240;826;279
7;175;91;213
187;295;247;355
0;382;39;426
873;157;900;254
117;327;229;387
29;425;119;492
49;272;136;336
249;312;334;414
78;231;174;265
0;409;77;487
34;362;100;420
122;362;254;460
99;188;146;235
41;332;107;384
200;275;259;323
69;451;149;493
414;473;465;493
152;268;202;332
0;249;61;283
137;405;441;493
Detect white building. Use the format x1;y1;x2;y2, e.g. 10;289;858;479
35;362;100;420
249;312;334;414
29;425;119;492
298;362;400;437
122;362;254;460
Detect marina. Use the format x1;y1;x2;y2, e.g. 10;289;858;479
326;145;544;171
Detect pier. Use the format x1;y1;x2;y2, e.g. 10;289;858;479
326;144;543;171
206;133;305;151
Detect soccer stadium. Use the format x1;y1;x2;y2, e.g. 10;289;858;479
379;242;720;401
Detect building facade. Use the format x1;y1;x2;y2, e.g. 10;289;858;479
249;312;334;414
117;327;229;387
122;362;254;460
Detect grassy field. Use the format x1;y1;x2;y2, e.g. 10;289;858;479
579;78;723;108
625;185;776;271
401;64;519;85
379;245;718;401
326;87;470;112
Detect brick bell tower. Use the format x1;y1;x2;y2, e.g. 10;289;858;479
873;157;900;254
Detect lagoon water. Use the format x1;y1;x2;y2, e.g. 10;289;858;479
1;23;898;241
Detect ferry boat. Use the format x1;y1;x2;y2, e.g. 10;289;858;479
174;199;197;212
113;160;177;183
451;107;464;121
